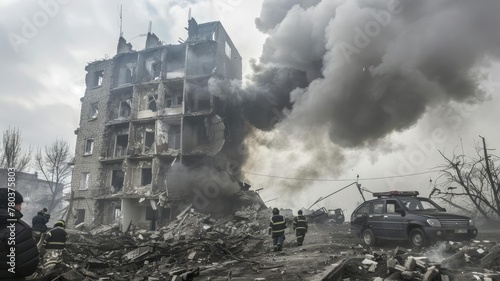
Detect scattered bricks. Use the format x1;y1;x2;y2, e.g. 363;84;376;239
441;251;466;269
394;246;409;256
405;257;416;271
481;245;500;267
423;266;439;281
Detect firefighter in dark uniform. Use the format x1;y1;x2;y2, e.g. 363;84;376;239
293;210;308;246
42;220;67;274
268;208;286;251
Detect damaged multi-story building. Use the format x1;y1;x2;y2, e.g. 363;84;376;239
69;18;261;231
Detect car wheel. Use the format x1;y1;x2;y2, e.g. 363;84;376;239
362;228;376;246
409;228;427;248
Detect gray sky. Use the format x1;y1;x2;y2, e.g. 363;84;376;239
1;0;500;215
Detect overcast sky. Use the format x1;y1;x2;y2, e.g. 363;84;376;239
1;0;500;215
0;0;266;152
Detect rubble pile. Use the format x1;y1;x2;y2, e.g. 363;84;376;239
338;241;500;281
35;205;273;280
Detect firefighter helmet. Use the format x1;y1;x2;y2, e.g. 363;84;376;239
272;208;279;215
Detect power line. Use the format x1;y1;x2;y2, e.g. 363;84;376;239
241;170;438;182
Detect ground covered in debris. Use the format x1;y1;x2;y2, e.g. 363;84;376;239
31;207;500;281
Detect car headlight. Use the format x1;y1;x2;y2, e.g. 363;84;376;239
469;219;475;226
427;219;441;227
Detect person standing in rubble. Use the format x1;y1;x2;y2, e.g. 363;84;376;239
293;210;308;246
32;209;49;243
269;208;286;251
41;220;67;274
42;207;51;222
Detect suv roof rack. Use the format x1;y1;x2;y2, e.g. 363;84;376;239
373;191;419;198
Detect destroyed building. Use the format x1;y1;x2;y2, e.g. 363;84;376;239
69;18;252;231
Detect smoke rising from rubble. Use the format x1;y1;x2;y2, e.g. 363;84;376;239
253;0;499;147
168;164;242;215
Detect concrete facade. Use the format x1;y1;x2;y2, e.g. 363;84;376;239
69;18;244;231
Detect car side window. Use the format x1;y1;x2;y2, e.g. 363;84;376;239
386;200;401;214
356;203;371;214
372;202;384;214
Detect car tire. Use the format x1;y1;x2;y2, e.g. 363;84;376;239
409;228;427;248
362;228;376;246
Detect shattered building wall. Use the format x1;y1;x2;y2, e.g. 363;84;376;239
70;18;247;231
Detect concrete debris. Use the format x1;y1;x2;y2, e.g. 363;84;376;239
36;205;273;280
481;245;500;267
30;209;500;281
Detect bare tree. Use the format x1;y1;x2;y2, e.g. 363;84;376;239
34;139;73;213
0;127;32;171
432;136;500;222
